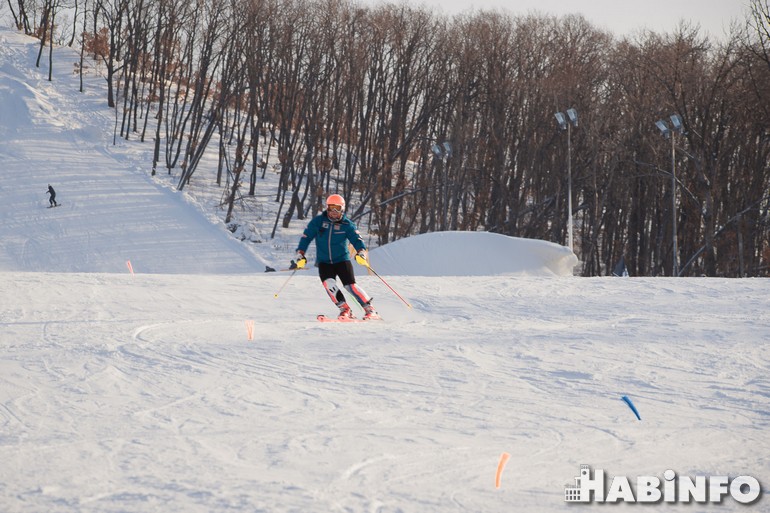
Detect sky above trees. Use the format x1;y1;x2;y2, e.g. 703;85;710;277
367;0;748;41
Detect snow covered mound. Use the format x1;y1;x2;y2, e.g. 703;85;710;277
368;231;578;276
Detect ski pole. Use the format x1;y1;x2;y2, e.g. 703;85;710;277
273;269;297;298
362;262;412;309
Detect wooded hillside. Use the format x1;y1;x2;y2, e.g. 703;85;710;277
7;0;770;276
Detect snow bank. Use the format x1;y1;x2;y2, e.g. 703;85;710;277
369;231;578;276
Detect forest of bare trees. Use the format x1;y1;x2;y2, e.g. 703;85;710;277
5;0;770;276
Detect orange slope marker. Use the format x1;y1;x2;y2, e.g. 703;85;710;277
495;452;511;489
245;320;255;341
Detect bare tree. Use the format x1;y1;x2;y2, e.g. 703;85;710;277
92;0;129;107
44;0;768;276
8;0;33;33
748;0;770;70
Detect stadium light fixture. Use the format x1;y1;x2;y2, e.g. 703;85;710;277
655;115;684;276
555;108;578;253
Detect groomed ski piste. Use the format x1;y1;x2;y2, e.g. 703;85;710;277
1;27;768;513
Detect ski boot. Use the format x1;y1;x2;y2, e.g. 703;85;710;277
363;303;381;320
338;302;355;320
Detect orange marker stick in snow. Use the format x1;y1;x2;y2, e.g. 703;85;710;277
245;320;255;341
495;452;510;489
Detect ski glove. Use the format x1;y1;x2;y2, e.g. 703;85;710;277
295;250;307;269
355;250;368;266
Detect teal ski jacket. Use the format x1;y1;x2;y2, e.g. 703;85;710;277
297;212;366;264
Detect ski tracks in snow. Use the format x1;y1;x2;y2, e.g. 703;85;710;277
1;273;769;512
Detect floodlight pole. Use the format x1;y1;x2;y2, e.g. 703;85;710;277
566;120;574;253
669;129;679;277
655;114;682;277
555;109;577;253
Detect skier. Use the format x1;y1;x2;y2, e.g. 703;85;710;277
295;194;379;320
46;184;58;207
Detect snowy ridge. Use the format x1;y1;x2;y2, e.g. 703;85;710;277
0;26;769;513
369;231;578;276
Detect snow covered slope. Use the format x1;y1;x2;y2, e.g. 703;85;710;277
2;272;768;513
0;29;265;274
0;27;768;513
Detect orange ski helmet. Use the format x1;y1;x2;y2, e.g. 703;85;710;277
326;194;345;211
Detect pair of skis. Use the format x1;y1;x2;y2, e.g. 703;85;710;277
316;313;382;323
274;256;412;323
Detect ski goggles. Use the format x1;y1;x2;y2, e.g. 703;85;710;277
327;204;343;213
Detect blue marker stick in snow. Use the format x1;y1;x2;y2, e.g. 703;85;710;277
621;395;641;421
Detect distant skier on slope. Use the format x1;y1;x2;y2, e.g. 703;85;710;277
46;184;58;207
294;194;379;320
